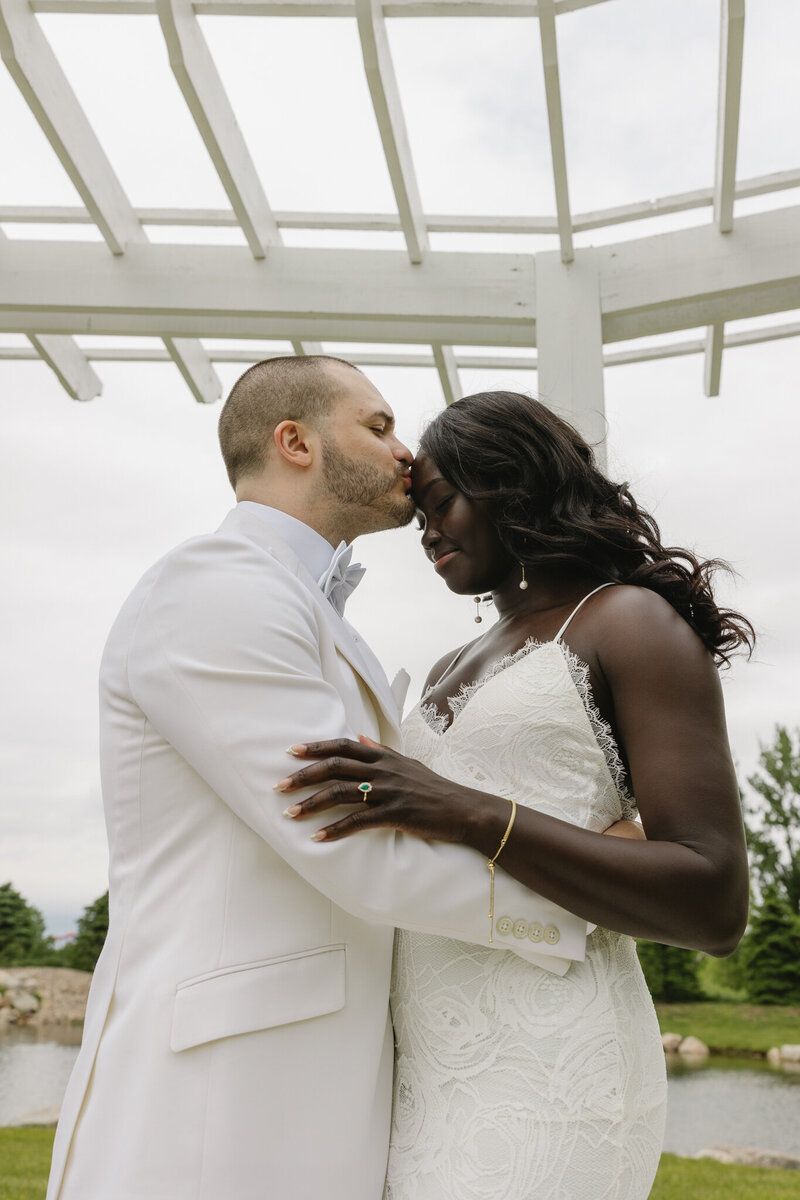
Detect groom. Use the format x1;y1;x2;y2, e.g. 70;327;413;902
47;356;593;1200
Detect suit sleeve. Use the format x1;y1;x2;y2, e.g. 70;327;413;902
126;539;591;973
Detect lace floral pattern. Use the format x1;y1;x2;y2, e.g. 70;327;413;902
419;637;636;819
384;641;665;1200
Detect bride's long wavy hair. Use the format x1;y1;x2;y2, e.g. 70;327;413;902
419;391;754;666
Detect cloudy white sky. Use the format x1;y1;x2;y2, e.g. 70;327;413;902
1;0;798;934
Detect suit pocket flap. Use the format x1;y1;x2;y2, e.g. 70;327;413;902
170;944;346;1052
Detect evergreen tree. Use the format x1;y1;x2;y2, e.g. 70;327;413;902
740;889;800;1005
0;882;51;965
67;891;109;973
744;726;800;915
635;939;703;1002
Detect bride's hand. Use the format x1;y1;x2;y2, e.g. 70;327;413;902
274;735;484;844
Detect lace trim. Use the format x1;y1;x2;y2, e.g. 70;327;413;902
419;637;635;814
558;643;636;817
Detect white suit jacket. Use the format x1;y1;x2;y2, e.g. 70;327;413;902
47;504;590;1200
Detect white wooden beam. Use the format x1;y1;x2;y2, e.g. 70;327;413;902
537;0;573;263
535;249;605;463
598;205;800;344
29;0;616;16
162;336;223;402
0;227;103;399
2;207;799;345
703;320;724;397
704;0;744;396
27;333;103;400
3;169;799;236
0;0;144;255
156;0;279;259
355;0;428;263
3;318;800;370
714;0;746;233
0;239;535;343
432;344;462;405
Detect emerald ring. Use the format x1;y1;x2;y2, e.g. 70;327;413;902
358;782;373;801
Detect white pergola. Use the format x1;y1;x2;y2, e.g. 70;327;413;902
1;0;798;455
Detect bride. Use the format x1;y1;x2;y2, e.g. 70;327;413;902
280;390;752;1199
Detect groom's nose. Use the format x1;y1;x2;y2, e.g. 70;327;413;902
392;438;413;468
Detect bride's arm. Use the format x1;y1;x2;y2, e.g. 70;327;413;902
279;586;746;956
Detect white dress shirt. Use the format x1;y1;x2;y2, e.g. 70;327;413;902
237;501;336;585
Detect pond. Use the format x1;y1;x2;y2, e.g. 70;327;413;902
2;1028;800;1160
663;1053;800;1158
0;1025;82;1126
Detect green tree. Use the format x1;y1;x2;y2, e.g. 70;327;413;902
67;891;109;973
635;940;703;1002
740;889;800;1004
0;882;52;965
744;726;800;915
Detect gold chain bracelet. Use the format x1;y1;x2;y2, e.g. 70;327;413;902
487;799;517;943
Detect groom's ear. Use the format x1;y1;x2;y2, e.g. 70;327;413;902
273;419;317;470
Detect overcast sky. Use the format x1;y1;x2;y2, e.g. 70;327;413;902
1;0;798;934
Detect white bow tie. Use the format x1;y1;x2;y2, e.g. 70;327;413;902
317;542;366;617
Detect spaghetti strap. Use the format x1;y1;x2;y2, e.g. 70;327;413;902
429;642;470;692
554;582;617;643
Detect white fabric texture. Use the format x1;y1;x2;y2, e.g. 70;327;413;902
385;638;667;1200
47;507;592;1200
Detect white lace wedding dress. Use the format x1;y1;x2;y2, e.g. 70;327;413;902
385;594;667;1200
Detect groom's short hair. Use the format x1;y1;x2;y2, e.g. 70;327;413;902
219;355;362;488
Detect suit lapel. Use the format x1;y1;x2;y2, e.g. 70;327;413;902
219;507;401;736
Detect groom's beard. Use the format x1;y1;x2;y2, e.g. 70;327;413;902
319;434;414;532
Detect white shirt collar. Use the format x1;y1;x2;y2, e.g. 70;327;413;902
237;502;336;584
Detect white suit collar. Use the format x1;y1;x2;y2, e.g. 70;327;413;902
218;506;401;732
236;502;336;582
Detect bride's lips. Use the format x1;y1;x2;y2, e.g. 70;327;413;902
434;550;460;573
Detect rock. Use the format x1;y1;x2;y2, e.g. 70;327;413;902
5;988;40;1015
0;967;91;1026
767;1046;783;1067
780;1044;800;1063
6;1106;61;1128
677;1035;709;1058
661;1032;683;1053
695;1145;800;1170
0;969;16;989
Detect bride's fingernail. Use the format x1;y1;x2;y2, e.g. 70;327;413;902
286;745;306;756
311;830;327;842
273;779;291;792
283;805;301;818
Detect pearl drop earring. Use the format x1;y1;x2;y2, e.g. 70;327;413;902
519;565;529;591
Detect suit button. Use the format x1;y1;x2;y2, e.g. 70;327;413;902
513;919;529;939
496;916;513;936
544;925;561;945
527;922;544;943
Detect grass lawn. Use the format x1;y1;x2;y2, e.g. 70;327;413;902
0;1128;54;1200
651;1153;800;1198
2;1131;798;1200
655;1001;800;1053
